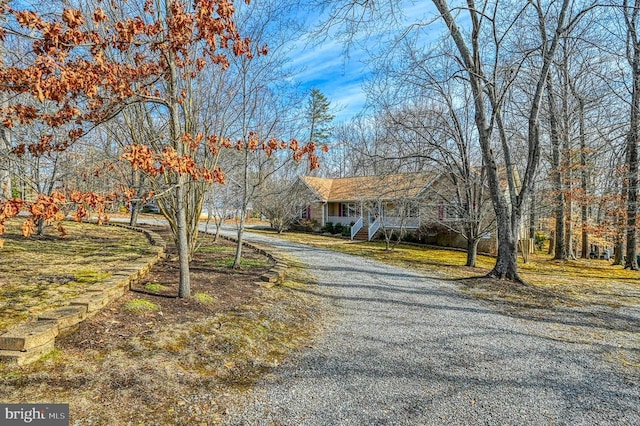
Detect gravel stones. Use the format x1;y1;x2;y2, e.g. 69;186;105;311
222;231;640;425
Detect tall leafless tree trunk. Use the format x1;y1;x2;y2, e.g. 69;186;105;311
432;0;574;281
529;182;536;242
624;0;640;270
166;1;191;297
0;5;10;202
546;71;567;260
0;110;10;202
577;96;589;258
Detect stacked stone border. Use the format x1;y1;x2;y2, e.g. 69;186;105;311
0;223;166;366
217;233;289;288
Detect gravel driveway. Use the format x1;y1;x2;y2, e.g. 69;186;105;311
219;230;639;425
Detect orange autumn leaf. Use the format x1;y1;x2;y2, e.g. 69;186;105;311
21;220;35;237
93;8;107;24
57;223;67;237
73;204;87;222
62;9;84;29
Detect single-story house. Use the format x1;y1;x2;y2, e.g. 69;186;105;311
297;172;503;254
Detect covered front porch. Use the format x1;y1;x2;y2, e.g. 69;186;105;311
323;201;420;241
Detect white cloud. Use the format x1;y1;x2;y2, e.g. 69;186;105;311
285;0;443;123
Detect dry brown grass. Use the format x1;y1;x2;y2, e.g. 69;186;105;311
0;226;325;424
251;229;640;310
0;265;323;424
0;220;151;331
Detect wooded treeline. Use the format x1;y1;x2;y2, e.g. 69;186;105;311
314;0;640;279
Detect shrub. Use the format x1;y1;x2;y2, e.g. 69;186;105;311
403;231;419;243
291;219;316;232
298;219;318;232
342;225;351;237
333;223;344;234
323;222;334;234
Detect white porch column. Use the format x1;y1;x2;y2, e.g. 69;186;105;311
322;202;327;226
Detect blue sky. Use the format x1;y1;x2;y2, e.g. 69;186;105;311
289;38;370;123
287;1;442;123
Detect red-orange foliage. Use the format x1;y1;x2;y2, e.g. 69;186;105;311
0;1;253;144
0;190;116;242
0;1;322;242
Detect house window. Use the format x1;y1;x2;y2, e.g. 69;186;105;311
437;201;462;221
300;205;311;219
406;202;420;218
445;204;459;220
339;203;359;217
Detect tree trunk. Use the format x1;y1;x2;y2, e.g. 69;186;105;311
431;0;569;283
529;184;536;240
233;150;251;269
176;176;191;298
166;7;191;297
624;0;640;270
128;169;142;227
233;214;245;268
627;58;640;268
489;230;520;281
466;238;479;268
581;207;588;258
0;119;10;202
547;72;567;260
384;231;391;251
578;97;589;258
129;201;140;227
213;216;222;242
486;203;522;282
0;164;9;201
614;236;624;265
560;50;576;261
0;43;11;202
36;218;46;236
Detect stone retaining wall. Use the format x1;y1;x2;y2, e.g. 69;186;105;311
0;223;165;366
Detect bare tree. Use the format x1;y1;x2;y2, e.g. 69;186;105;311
622;0;640;270
256;177;315;233
219;0;314;268
427;0;593;279
367;35;496;266
314;0;590;280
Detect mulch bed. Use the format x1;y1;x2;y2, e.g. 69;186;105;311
59;226;272;351
1;224;323;425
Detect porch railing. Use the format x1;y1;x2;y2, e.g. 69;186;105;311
350;217;363;240
368;218;381;241
382;217;420;229
326;216;356;226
